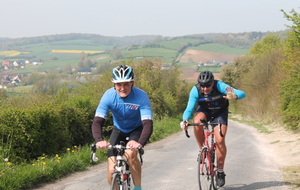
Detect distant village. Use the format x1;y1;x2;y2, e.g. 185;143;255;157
0;60;96;89
0;60;41;89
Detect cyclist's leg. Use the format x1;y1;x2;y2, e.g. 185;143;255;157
212;111;228;187
212;111;228;171
125;126;143;187
193;107;211;149
126;150;141;186
107;157;116;185
214;124;227;170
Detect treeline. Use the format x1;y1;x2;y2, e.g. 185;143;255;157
0;31;285;53
221;9;300;131
0;33;161;50
0;59;191;162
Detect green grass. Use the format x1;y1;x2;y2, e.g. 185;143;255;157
0;116;181;190
157;38;203;50
121;47;177;63
16;40;111;61
191;43;249;55
197;66;222;73
229;114;272;134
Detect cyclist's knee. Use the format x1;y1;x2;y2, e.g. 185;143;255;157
215;136;226;146
126;152;139;164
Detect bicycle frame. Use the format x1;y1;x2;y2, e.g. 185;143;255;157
110;144;132;190
90;142;144;190
201;121;217;176
186;119;221;190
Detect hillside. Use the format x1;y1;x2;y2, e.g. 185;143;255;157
0;31;287;80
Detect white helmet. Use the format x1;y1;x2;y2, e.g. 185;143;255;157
111;65;134;83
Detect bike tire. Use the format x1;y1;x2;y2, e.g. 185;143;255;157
198;148;214;190
111;173;122;190
210;149;218;190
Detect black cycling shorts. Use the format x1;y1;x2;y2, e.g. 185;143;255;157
195;107;228;127
108;126;142;157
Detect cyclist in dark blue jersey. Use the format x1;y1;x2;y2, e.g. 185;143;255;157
92;65;153;190
180;71;246;187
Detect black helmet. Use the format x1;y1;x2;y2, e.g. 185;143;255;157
112;65;134;83
198;71;214;85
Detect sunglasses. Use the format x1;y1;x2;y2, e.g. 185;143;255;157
200;83;212;88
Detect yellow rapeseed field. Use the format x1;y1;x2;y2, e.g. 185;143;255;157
0;50;29;57
51;50;104;54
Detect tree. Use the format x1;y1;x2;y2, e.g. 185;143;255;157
248;33;282;55
111;46;121;59
279;8;300;130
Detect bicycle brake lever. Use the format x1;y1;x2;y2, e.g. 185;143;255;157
185;130;190;138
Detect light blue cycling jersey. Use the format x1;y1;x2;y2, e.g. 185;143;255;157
183;81;246;121
95;87;152;133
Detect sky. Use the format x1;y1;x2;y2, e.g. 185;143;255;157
1;0;299;39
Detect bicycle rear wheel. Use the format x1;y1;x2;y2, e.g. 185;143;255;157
111;173;122;190
198;148;214;190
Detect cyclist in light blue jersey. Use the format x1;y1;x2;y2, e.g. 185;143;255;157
180;71;246;187
92;65;153;190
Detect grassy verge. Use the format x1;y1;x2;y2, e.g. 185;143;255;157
0;116;181;190
229;114;273;134
282;166;300;189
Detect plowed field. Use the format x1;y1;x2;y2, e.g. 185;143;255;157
179;50;240;82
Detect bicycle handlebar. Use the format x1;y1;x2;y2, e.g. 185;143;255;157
184;119;224;138
107;144;143;151
90;142;144;164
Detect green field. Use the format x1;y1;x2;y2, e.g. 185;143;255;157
2;37;249;75
197;66;222;73
190;43;248;55
157;38;203;50
121;47;177;63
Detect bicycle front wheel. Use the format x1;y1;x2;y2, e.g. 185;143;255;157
111;173;122;190
198;148;214;190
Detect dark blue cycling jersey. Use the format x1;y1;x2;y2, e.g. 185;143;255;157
183;81;246;121
95;87;152;133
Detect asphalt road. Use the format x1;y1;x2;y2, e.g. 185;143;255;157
32;120;291;190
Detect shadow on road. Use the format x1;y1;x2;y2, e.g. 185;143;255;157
222;181;295;190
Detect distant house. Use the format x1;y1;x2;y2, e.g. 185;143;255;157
25;60;30;64
0;85;7;89
32;61;42;66
77;69;92;75
2;62;10;66
13;61;19;67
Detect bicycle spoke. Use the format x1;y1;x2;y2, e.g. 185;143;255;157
198;148;213;190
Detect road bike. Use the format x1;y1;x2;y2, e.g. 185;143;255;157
185;119;223;190
90;141;144;190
